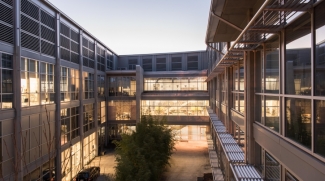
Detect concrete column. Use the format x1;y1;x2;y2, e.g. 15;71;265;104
246;51;255;164
78;30;84;168
54;13;62;181
93;42;99;157
136;65;143;123
13;0;23;179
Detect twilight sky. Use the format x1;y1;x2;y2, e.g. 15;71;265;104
48;0;211;55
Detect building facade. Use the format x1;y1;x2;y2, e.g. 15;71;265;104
206;0;325;180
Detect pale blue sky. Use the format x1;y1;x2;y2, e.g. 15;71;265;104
48;0;211;55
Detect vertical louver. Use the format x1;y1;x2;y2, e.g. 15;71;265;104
60;22;80;64
0;0;14;44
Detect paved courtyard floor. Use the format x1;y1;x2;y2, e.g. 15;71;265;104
90;139;210;181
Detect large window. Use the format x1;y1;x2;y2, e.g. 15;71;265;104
285;13;311;95
315;100;325;157
108;100;135;120
97;75;105;97
232;61;244;114
285;98;311;149
0;53;13;109
265;36;280;93
60;107;79;145
98;101;106;125
60;67;79;101
315;1;325;96
141;100;208;116
83;104;94;132
21;58;54;106
265;152;280;181
83;72;94;99
144;77;207;91
109;76;136;96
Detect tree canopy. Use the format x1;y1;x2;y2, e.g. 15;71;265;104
113;116;175;181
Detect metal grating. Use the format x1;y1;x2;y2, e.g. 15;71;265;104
61;47;70;61
71;52;79;64
60;22;70;37
0;23;13;44
41;25;54;42
83;57;88;67
60;35;70;49
21;0;39;21
70;30;79;42
1;0;13;6
0;0;13;45
156;58;166;71
0;2;13;25
41;40;54;56
21;14;39;36
21;32;39;52
171;57;182;71
41;10;54;29
187;56;198;70
71;41;79;53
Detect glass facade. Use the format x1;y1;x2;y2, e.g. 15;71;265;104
0;53;13;109
285;13;311;95
97;75;105;97
60;107;79;145
21;57;54;106
285;98;311;149
83;72;94;99
108;100;135;120
109;76;136;96
141;100;208;116
83;104;94;132
98;101;106;125
232;61;244;114
60;67;79;101
144;77;207;91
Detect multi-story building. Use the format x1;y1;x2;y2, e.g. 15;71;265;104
1;0;325;180
206;0;325;180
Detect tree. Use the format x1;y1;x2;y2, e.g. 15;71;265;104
113;115;175;181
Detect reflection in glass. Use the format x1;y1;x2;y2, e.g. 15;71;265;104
265;96;279;132
141;100;208;116
315;100;325;157
285;170;299;181
1;53;13;109
265;152;280;181
285;98;311;148
285;13;311;95
109;77;136;96
265;36;279;93
144;77;207;91
315;1;325;96
108;100;135;120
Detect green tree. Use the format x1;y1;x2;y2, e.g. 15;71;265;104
114;115;175;181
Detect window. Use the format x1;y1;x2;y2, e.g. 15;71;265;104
108;100;134;120
21;58;54;106
285;98;311;148
60;108;80;145
142;58;152;71
265;36;280;93
315;100;325;158
141;100;208;116
83;72;94;99
82;37;95;68
0;53;13;109
265;152;280;181
232;62;244;114
171;57;182;71
97;75;105;97
156;58;166;71
187;56;198;70
285;13;311;95
128;59;137;70
143;77;207;91
107;51;114;70
98;101;106;125
96;45;105;72
109;77;136;96
60;67;79;101
315;1;325;96
83;104;94;132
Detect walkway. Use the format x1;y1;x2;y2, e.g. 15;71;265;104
161;140;211;181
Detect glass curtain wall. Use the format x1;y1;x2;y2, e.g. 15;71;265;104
108;100;135;120
141;100;208;116
232;61;244;114
60;107;79;145
0;53;13;109
21;57;54;106
60;67;79;102
109;76;136;96
144;77;207;91
83;104;94;132
83;72;94;99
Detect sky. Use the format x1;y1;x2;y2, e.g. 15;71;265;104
48;0;211;55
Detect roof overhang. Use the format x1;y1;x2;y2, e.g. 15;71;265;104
205;0;264;43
